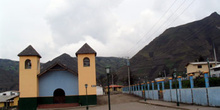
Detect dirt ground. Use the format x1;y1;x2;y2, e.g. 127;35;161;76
38;94;177;110
97;93;142;105
69;94;176;110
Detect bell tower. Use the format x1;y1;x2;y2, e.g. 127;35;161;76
18;45;41;109
76;43;97;96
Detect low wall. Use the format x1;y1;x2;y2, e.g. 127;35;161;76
180;88;192;104
163;90;171;101
162;87;220;107
207;87;220;106
123;87;220;107
192;88;208;106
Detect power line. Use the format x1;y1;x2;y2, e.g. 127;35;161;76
129;0;197;59
138;0;190;49
127;0;189;57
166;0;196;28
126;0;179;56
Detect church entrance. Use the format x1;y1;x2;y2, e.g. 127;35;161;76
53;88;65;103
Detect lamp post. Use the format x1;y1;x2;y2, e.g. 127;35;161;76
144;76;147;101
85;84;89;110
173;68;179;106
106;66;111;110
127;58;131;93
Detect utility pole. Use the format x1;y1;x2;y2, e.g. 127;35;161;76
207;58;211;76
213;43;218;65
112;73;114;91
173;68;179;106
127;58;131;93
164;70;166;79
144;75;147;101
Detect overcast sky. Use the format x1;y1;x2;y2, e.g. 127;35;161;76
0;0;220;62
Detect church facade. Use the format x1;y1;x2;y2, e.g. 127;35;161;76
18;43;97;110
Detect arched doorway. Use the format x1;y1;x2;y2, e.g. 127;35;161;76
53;88;65;103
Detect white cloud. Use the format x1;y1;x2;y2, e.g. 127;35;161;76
0;0;220;62
45;0;121;45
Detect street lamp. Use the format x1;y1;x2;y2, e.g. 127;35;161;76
105;66;111;110
85;84;89;110
144;76;147;101
173;68;179;106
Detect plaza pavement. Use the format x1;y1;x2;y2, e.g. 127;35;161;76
39;102;177;110
38;94;220;110
140;99;220;110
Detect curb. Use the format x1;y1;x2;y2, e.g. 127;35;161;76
139;100;190;110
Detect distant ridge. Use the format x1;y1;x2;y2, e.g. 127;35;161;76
118;12;220;83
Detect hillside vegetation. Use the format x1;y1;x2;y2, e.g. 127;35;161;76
118;12;220;84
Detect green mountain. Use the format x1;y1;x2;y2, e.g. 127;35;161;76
119;12;220;84
0;59;19;92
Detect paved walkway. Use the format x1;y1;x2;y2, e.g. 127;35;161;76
48;102;177;110
140;99;220;110
38;94;220;110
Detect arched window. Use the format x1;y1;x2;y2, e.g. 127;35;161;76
25;59;31;69
83;57;90;67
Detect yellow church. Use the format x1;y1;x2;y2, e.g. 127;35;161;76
17;43;97;110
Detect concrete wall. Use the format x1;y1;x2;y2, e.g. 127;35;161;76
138;91;142;97
123;87;220;107
77;54;96;95
180;88;192;104
163;90;171;101
153;90;158;100
192;88;208;106
208;87;220;106
148;90;154;99
144;90;158;100
39;70;78;97
10;96;19;106
19;56;40;98
170;89;180;102
0;103;4;108
186;63;217;74
145;91;149;99
96;86;104;95
163;87;220;107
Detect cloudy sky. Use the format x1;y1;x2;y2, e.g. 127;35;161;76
0;0;220;62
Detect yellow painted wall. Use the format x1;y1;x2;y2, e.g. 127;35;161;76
0;102;4;108
78;54;96;95
186;63;217;73
10;96;19;106
19;56;40;98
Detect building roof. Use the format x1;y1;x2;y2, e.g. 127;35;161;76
75;43;96;56
18;45;41;58
105;85;123;88
39;53;78;77
186;61;219;66
0;95;19;102
190;61;219;65
211;64;220;69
